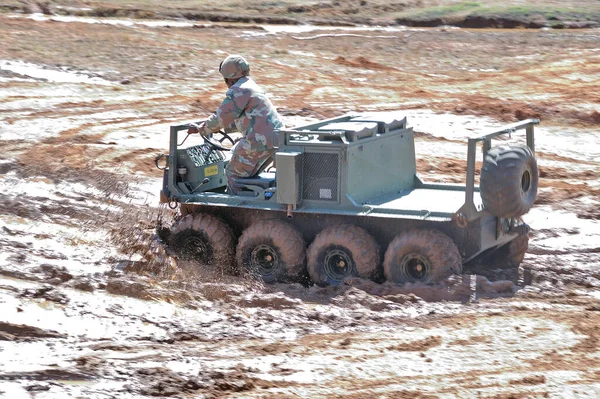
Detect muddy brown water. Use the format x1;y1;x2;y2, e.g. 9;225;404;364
1;13;599;398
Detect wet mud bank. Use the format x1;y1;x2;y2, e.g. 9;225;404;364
1;256;600;397
395;14;600;29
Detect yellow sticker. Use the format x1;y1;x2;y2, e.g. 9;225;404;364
204;165;218;177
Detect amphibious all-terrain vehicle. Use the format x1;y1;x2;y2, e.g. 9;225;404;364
156;113;539;285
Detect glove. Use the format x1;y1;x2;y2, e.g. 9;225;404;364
187;121;207;135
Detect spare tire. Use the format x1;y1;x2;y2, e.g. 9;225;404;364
480;144;538;218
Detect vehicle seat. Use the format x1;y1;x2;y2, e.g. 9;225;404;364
231;172;276;197
233;172;276;189
229;154;276;197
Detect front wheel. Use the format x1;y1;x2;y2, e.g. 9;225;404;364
307;224;379;286
383;229;462;284
168;213;235;273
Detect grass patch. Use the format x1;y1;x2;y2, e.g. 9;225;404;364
398;1;482;19
395;2;600;23
497;6;600;21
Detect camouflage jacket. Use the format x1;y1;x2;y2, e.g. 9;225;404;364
204;77;284;152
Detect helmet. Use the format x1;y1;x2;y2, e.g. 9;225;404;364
219;55;250;79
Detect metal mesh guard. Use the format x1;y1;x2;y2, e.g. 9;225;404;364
302;152;339;201
186;144;225;167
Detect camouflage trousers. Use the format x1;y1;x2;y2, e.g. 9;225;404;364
225;138;275;194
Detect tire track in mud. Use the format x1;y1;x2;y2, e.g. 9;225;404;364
3;15;599;126
185;307;599;397
276;28;600;126
1;94;220;124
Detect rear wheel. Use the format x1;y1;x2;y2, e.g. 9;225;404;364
480;145;538;218
508;233;528;265
471;232;530;282
383;229;462;284
307;224;379;286
168;213;235;272
236;220;306;283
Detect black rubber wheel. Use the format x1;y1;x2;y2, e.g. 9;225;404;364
168;213;235;272
498;233;530;282
383;229;462;284
466;231;530;282
480;144;538;218
307;224;379;286
507;233;529;267
236;220;306;283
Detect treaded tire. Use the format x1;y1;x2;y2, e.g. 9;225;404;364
464;229;530;283
168;213;235;272
480;144;538;218
383;229;462;284
307;224;379;286
507;233;529;267
236;220;306;283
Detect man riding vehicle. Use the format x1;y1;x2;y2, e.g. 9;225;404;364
187;55;284;194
